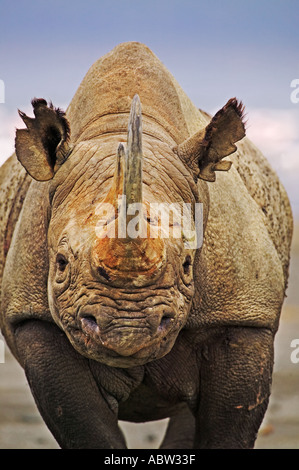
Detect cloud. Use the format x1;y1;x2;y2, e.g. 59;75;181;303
244;108;299;216
0;107;20;165
246;108;299;173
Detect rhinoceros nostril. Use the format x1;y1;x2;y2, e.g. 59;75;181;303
83;314;97;324
81;314;99;334
158;314;172;332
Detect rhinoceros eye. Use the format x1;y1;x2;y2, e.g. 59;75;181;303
56;253;68;272
182;255;192;275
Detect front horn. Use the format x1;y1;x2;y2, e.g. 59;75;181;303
125;94;143;206
118;94;146;238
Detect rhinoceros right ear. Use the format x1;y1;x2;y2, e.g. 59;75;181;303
173;98;246;182
15;98;70;181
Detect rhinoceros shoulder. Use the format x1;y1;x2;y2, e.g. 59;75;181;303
232;137;293;284
0;154;31;284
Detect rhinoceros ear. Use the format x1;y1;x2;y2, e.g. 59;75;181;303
173;98;246;182
15;98;70;181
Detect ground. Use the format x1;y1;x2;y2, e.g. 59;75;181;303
0;225;298;449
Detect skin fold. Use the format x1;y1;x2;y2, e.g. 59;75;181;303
0;42;293;449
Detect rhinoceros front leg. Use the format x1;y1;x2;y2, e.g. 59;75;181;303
160;404;195;449
195;326;274;449
15;320;126;449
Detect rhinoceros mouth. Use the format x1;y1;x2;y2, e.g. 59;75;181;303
65;306;180;366
80;309;175;352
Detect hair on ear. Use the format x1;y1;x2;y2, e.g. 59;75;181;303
173;98;246;182
15;98;70;181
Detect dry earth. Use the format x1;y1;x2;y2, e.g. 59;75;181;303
0;225;298;449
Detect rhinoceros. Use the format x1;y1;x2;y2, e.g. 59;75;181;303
0;42;293;449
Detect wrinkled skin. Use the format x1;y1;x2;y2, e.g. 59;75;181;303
45;135;198;368
0;42;293;449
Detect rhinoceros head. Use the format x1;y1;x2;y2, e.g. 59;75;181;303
15;90;245;367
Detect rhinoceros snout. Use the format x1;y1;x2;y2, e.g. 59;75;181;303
79;305;174;335
78;304;175;357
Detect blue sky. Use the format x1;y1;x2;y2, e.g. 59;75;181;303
1;0;299;213
1;0;298;110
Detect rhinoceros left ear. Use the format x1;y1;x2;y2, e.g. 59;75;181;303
173;98;246;182
15;98;70;181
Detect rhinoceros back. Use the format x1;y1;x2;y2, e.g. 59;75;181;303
66;42;207;147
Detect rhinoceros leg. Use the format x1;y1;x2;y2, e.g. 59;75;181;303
15;320;126;449
160;404;195;449
195;326;273;449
